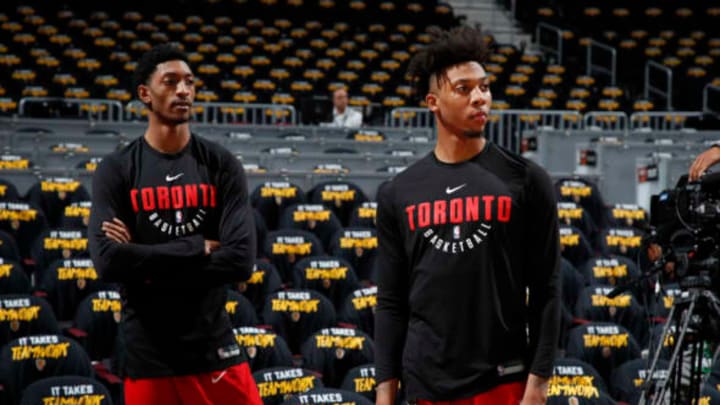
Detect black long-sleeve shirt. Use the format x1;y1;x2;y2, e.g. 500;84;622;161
88;134;255;378
374;142;561;401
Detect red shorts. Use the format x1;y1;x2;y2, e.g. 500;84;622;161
417;382;526;405
124;362;262;405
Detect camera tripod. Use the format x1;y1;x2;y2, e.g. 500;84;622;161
639;275;720;405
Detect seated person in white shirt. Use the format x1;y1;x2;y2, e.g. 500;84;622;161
330;88;363;128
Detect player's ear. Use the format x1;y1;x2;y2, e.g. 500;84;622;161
137;84;150;104
426;93;438;113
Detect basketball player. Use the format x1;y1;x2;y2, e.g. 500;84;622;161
374;27;561;405
88;44;262;405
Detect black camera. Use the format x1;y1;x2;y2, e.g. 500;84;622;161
649;173;720;285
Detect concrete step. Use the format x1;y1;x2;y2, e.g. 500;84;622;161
448;0;530;48
449;0;502;7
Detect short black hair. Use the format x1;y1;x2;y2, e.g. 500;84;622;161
406;26;489;99
133;44;190;89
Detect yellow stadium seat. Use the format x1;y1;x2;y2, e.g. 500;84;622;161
316;59;336;71
290;81;314;92
196;90;219;102
233;91;257;103
382;96;405;107
77;58;102;71
361;83;383;97
326;48;345;59
234;45;253;56
0;98;18;113
531;97;553;109
347;60;366;71
537;88;558;100
94;75;119;87
216;53;238;64
381;60;401;71
107;89;131;102
65;87;90;99
601;87;623;98
380;2;396;11
220;80;242;91
117;30;138;40
633;99;655;112
283;57;304;69
575;75;596;87
566;99;587;111
350;1;366;11
22;86;49;97
168;22;187;33
303;69;325;81
130;40;152;52
271;93;295;104
201;24;219;35
373;42;390;53
371;71;391;83
186;15;203;25
369;23;385;34
198;43;219;54
154;14;172;24
597;98;620;111
253;80;277;92
569;88;591;99
270;68;291;81
338;71;359;83
350;95;370;107
11;69;36;84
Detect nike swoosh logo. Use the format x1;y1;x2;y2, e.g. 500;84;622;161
165;173;184;182
446;184;467;194
211;370;227;384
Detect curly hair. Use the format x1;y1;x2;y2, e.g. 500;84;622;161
133;44;190;89
406;26;490;99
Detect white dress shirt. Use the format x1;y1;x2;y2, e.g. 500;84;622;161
331;107;363;128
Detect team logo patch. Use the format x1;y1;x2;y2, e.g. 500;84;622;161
76;278;86;290
246;346;257;359
322;279;331;289
35;358;46;371
58;191;67;200
113;311;122;323
291;312;301;322
10;219;20;230
237;282;247;293
62;249;71;259
335;348;345;359
9;320;20;332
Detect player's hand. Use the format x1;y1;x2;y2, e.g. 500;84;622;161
205;239;220;255
375;379;399;405
102;218;132;243
689;146;720;181
520;374;548;405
